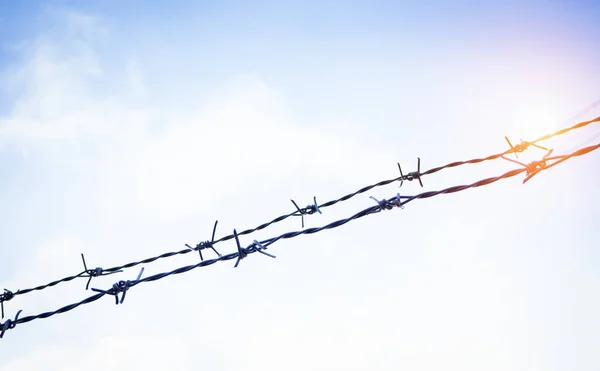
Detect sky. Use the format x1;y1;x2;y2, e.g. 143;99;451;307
1;1;600;370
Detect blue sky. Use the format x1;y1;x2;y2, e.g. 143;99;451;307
1;1;600;370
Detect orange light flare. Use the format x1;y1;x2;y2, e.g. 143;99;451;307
503;108;566;164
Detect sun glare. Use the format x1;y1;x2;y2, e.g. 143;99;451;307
501;107;569;164
513;108;562;142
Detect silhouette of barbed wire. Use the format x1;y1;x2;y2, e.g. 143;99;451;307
3;115;599;314
1;140;597;339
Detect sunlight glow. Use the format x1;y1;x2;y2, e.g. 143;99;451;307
513;108;564;142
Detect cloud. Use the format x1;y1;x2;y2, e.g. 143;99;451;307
90;73;396;220
0;12;395;220
0;11;111;147
2;335;190;371
126;58;147;98
0;6;400;348
3;6;600;371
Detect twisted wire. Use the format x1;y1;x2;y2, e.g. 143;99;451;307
2;115;599;310
2;255;122;308
260;167;527;248
78;116;600;272
1;141;597;338
530;115;600;146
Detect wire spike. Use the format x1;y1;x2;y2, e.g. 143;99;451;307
500;155;527;167
211;220;219;244
395;193;405;209
0;309;21;339
233;229;246;268
531;142;548;151
291;197;321;228
312;196;322;214
0;289;14;319
80;254;122;290
81;253;88;272
417;158;423;187
91;267;144;305
505;148;555;184
252;240;276;259
505;136;519;158
187;220;221;261
290;199;306;228
397;162;404;188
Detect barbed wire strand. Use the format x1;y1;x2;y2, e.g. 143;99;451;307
1;115;599;314
1;141;597;339
530;115;600;146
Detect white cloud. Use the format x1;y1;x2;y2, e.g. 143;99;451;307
2;6;600;371
0;13;109;147
3;335;190;371
126;58;147;98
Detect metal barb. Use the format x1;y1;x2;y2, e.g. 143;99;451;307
252;240;276;259
91;267;145;305
233;230;276;268
291;196;322;228
395;193;405;209
505;136;548;158
369;196;384;211
502;149;554;184
531;142;549;151
233;229;246;268
370;193;406;211
0;289;14;319
522;149;554;184
290;199;306;228
186;220;221;260
185;243;201;260
0;309;21;339
81;254;122;290
397;163;404;187
399;158;423;187
369;196;402;211
505;136;522;158
500;155;527;167
312;196;322;215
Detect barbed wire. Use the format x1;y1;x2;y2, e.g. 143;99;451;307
1;141;598;339
530;115;600;147
1;115;599;319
